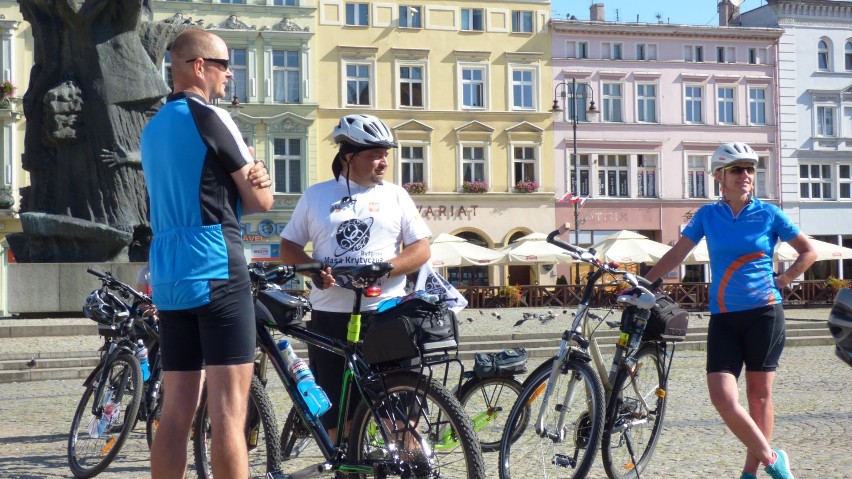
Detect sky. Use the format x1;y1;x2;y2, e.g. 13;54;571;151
550;0;767;26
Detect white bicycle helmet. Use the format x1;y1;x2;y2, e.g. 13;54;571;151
710;142;759;172
333;114;397;149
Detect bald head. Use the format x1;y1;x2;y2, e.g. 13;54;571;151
168;29;231;100
170;29;225;64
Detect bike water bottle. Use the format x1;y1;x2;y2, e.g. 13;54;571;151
91;390;116;438
414;290;440;303
136;340;151;382
277;339;331;417
376;297;402;312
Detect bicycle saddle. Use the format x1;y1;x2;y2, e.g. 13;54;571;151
333;262;394;290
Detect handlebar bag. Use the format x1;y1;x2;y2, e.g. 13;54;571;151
473;348;528;378
361;297;458;365
644;293;689;343
256;288;309;329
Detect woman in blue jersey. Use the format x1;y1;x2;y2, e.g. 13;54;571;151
646;142;816;479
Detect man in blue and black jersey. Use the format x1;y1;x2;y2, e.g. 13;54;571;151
141;29;273;479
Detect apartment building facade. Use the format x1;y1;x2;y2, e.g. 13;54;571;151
551;9;782;281
740;0;852;280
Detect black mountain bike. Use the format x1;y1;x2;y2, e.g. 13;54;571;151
68;269;162;478
192;262;486;478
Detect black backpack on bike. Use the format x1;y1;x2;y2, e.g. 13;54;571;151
473;348;528;377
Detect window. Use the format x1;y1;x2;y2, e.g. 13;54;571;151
511;11;533;33
636;43;656;61
273;50;300;103
636;44;646;60
273;138;302;194
716;46;735;63
346;3;369;26
637;84;657;123
602;83;623;122
162;50;173;89
513;146;536;185
818;39;831;71
399;6;422;28
687;156;707;198
461;8;484;31
748;87;767;125
846;42;852;71
564;84;590;121
637;154;657;198
346;63;371;106
400;145;425;184
220;0;245;3
684;45;704;62
755;156;768;198
274;0;297;5
579;42;589;59
227;48;248;103
800;164;832;199
817;106;836;137
511;68;534;110
840;164;852;199
567;41;589;59
569;154;590;196
749;48;758;64
717;86;735;124
462;146;486;182
685;85;703;124
399;65;423;107
602;42;622;60
461;67;485;109
598;154;629;197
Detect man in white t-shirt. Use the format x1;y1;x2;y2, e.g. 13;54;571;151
279;113;431;435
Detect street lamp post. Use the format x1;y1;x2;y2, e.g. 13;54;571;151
551;78;599;283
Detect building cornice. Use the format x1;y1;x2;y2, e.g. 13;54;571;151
550;19;783;40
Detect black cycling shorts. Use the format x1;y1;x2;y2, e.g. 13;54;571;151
158;287;256;371
307;309;374;430
706;303;786;377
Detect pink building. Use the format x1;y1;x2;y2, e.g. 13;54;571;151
551;5;782;280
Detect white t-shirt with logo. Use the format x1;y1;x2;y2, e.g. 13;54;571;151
281;177;431;312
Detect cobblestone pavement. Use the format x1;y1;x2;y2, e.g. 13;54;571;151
1;344;849;478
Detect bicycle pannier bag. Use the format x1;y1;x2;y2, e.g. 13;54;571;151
256;288;309;329
473;348;528;378
644;293;689;342
361;297;458;365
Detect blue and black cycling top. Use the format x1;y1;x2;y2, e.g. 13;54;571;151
141;92;252;310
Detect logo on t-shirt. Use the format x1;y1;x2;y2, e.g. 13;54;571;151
334;218;373;257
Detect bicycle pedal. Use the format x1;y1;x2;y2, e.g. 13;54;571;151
552;453;576;468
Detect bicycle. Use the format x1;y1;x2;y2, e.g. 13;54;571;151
193;261;486;478
499;229;688;479
68;269;162;478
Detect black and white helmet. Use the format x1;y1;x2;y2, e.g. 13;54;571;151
828;288;852;368
333;114;397;149
83;290;128;325
711;142;759;172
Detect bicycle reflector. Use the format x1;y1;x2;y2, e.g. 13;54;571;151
365;286;382;297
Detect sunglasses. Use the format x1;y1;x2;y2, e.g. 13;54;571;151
185;57;230;70
723;165;755;175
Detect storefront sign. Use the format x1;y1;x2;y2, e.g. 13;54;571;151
416;205;479;220
240;219;287;239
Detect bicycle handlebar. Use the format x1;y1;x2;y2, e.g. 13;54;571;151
87;268;152;304
248;261;325;283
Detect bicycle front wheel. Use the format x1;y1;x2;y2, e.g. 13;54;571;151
601;343;668;479
67;353;143;478
193;375;281;478
498;356;605;479
348;371;486;478
457;375;525;452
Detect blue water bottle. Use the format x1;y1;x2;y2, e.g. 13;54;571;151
136;340;150;382
277;340;331;417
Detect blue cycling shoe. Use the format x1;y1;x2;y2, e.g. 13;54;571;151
764;449;795;479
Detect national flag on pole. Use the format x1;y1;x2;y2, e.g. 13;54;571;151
557;193;587;206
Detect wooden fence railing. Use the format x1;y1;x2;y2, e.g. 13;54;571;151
460;280;838;310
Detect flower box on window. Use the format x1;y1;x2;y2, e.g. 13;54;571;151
462;181;489;193
0;81;16;110
403;182;427;195
514;180;539;193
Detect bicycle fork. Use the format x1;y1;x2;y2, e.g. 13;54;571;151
535;332;583;443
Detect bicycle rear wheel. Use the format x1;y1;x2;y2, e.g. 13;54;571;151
193;375;281;478
601;343;668;479
348;371;486;478
67;353;143;478
457;375;525;452
498;356;605;479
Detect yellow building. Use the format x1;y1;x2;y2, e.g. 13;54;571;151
315;0;555;286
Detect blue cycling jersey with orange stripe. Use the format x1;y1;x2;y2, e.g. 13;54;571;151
681;198;799;315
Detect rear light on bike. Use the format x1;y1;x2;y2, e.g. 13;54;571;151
655;388;666;398
365;286;382;297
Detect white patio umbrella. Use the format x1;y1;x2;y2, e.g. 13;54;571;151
775;237;852;262
498;232;575;265
429;233;505;268
590;230;672;264
682;238;711;265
